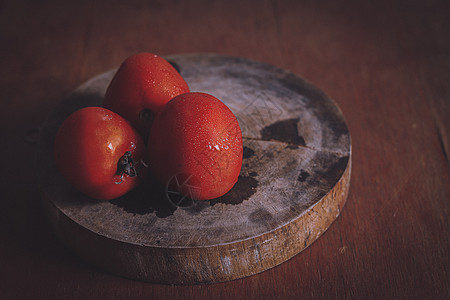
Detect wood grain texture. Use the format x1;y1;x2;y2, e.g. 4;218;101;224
0;0;449;298
39;54;351;284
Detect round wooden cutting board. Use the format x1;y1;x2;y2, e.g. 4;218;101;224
38;54;351;284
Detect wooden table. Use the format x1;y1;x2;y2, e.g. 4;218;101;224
1;0;448;298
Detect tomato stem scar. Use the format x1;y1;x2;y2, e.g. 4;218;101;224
115;151;137;184
139;109;154;123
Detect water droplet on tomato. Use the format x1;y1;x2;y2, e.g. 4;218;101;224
107;142;114;151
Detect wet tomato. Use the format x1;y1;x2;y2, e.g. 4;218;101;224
148;92;243;201
54;107;148;200
103;53;189;137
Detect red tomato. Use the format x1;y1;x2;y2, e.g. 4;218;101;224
54;107;148;200
148;92;243;201
103;53;190;137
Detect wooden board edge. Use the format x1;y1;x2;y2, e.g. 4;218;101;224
40;152;351;285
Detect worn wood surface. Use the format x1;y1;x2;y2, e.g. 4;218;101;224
1;0;449;298
39;54;351;284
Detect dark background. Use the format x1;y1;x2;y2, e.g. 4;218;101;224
1;0;449;298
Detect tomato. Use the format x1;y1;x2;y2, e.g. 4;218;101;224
54;107;148;201
103;53;190;137
148;92;243;200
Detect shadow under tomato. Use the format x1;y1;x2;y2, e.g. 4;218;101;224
109;174;177;218
109;170;259;218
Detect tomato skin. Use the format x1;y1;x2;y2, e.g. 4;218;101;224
148;92;243;201
103;53;190;137
54;107;148;201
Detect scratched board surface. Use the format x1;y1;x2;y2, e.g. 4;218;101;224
39;54;351;283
